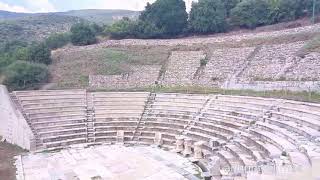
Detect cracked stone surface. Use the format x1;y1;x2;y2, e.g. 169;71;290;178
16;145;202;180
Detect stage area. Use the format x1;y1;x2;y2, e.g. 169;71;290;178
15;145;202;180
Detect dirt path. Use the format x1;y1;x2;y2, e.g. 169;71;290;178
0;142;25;180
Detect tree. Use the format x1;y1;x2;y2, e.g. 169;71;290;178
3;61;49;90
267;0;302;23
104;17;137;39
45;33;70;50
90;23;104;35
27;42;51;65
139;0;188;37
70;22;97;46
189;0;228;34
230;0;270;29
224;0;240;17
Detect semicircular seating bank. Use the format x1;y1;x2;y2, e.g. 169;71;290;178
2;86;320;179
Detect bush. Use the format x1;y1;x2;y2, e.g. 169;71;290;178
27;42;51;65
70;22;97;46
230;0;270;29
45;33;70;50
90;23;104;35
189;0;228;34
3;61;49;90
104;18;137;39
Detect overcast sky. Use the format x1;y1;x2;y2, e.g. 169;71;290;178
0;0;196;13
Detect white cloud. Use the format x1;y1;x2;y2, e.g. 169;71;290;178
25;0;56;12
0;2;30;13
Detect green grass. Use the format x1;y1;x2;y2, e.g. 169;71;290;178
50;46;170;89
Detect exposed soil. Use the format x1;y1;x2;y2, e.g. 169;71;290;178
0;142;25;180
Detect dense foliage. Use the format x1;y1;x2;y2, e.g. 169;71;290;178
230;0;270;29
45;33;70;50
139;0;188;37
105;0;319;39
27;43;51;65
3;61;48;90
189;0;227;34
70;22;97;46
0;41;51;90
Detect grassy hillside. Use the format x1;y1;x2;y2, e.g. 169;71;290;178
60;9;139;25
0;9;139;43
0;14;81;43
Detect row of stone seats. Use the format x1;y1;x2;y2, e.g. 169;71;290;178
207;95;319;170
10;90;320;177
134;93;209;147
13;90;88;150
91;92;150;143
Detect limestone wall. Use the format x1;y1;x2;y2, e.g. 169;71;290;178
285;53;320;81
240;42;305;81
89;65;161;89
0;85;35;150
162;51;206;86
197;47;255;86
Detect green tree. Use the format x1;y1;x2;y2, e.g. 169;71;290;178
189;0;228;34
104;17;137;39
224;0;240;17
27;43;51;65
139;0;188;37
90;23;104;35
3;61;49;90
70;22;97;46
230;0;270;29
45;33;70;50
267;0;301;23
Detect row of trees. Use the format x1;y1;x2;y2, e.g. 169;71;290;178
105;0;319;39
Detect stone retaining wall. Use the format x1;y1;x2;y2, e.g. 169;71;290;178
89;65;161;89
162;51;206;86
0;85;35;150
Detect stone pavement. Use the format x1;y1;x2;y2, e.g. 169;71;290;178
16;145;202;180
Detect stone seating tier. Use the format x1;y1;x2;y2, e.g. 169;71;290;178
9;90;320;175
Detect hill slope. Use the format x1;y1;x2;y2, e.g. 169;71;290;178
0;14;81;43
0;9;139;43
0;10;28;20
60;9;139;24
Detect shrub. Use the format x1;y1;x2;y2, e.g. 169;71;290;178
45;33;70;50
70;22;97;46
3;61;49;90
104;18;137;39
27;42;51;65
189;0;228;34
200;58;208;67
90;23;104;35
230;0;270;29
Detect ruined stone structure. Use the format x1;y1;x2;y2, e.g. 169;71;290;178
1;88;320;179
88;40;320;91
89;65;161;89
